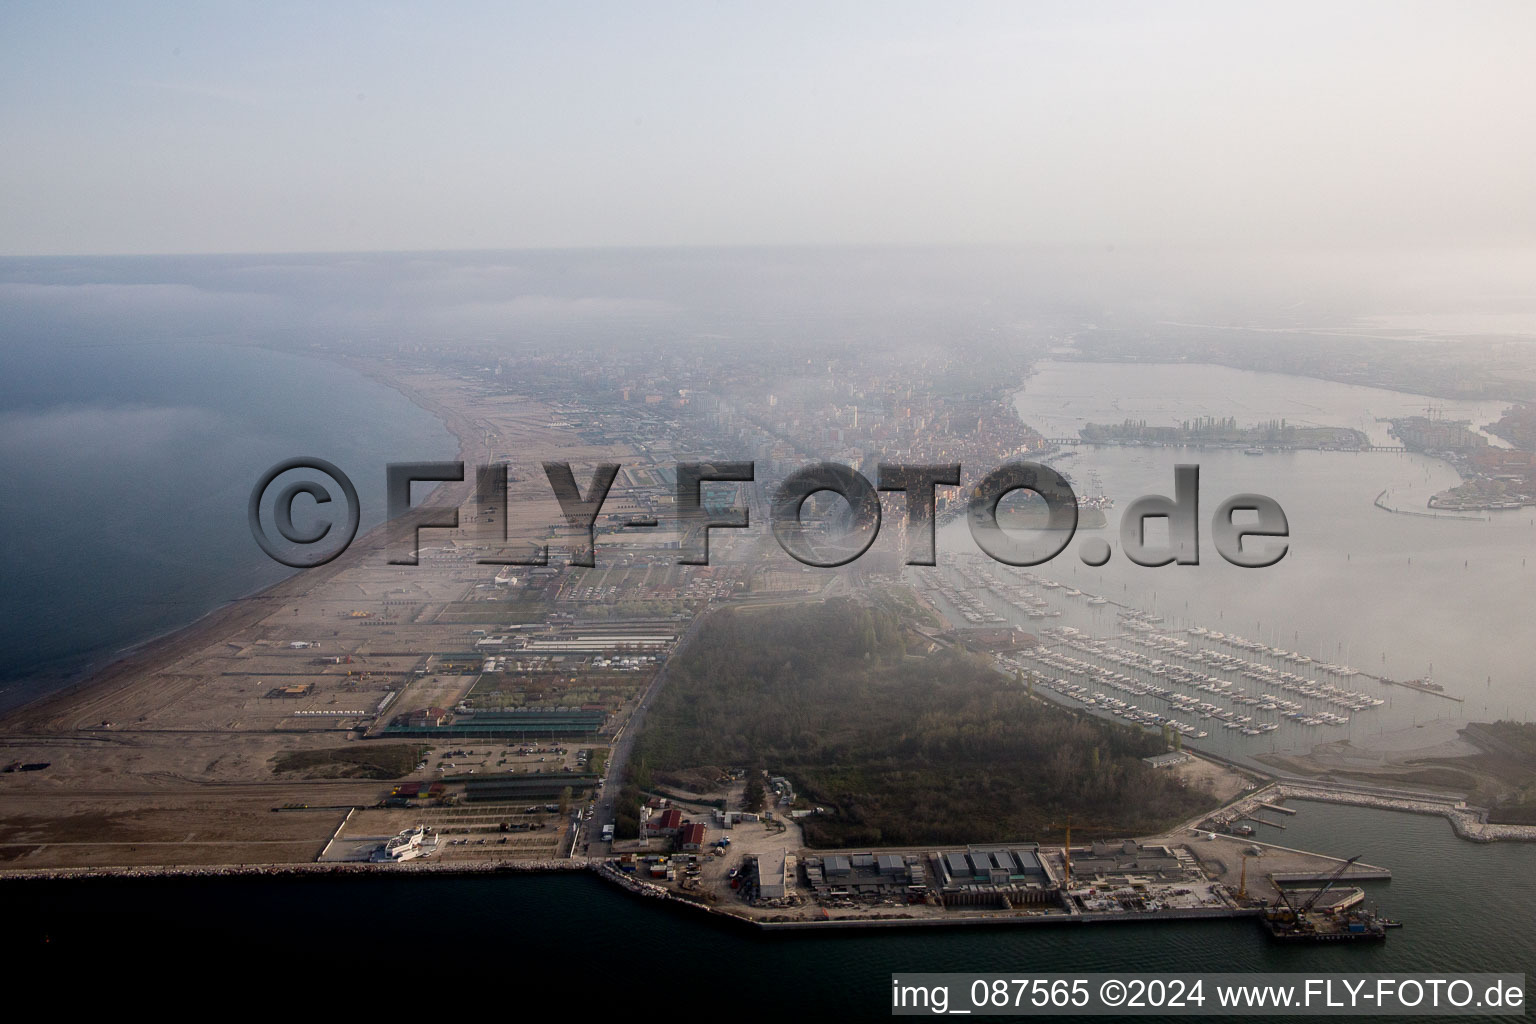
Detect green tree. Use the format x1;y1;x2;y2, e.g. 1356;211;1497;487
743;771;766;813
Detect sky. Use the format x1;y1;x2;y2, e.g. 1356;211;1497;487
2;1;1535;255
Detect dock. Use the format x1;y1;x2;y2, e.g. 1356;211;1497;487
1360;670;1466;703
1189;831;1393;892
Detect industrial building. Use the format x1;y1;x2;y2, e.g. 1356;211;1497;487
457;772;601;802
1067;840;1189;882
510;634;675;655
756;848;789;899
803;852;928;896
475;621;678;657
937;844;1055;889
380;708;606;740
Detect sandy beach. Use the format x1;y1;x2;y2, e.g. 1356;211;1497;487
0;353;628;870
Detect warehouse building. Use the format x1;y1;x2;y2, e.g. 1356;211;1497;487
757;848;789;899
380;708;606;740
938;844;1055;890
458;773;601;802
802;852;927;895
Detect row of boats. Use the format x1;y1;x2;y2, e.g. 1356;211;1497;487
921;563;1112;626
1127;632;1382;712
1016;640;1284;737
1008;623;1384;738
1015;645;1214;737
917;566;1027;624
914;555;1389;742
932;554;1365;687
1187;625;1360;679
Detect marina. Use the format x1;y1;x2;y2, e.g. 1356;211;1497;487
1005;360;1536;734
913;552;1396;754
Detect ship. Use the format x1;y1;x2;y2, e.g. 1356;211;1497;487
1260;857;1388;942
1262;905;1387;942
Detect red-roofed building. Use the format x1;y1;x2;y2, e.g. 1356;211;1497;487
642;807;684;838
678;822;706;851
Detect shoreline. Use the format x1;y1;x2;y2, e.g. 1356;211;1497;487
1042;352;1531;409
593;860;1262;933
0;349;474;734
1374;488;1488;522
5;773;1531;888
4;350;1532;896
0;857;592;884
1267;783;1536;843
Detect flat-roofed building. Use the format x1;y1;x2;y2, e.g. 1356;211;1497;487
758;848;789;899
939;844;1054;889
942;851;971;886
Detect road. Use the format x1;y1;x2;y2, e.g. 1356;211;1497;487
580;609;709;854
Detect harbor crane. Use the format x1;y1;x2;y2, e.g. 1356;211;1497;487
1046;815;1125;888
1270;855;1361;924
1048;816;1074;885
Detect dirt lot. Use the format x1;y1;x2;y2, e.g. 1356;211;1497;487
0;790;364;868
1169;752;1259;804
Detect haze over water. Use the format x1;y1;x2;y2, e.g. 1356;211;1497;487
4;3;1536;1006
0;327;456;710
5;253;1532;739
924;360;1536;757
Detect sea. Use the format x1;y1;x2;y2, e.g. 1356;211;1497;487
0;263;459;711
5;802;1533;1016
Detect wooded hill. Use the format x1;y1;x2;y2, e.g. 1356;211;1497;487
630;599;1214;847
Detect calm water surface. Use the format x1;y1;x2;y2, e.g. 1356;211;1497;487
6;803;1530;1016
